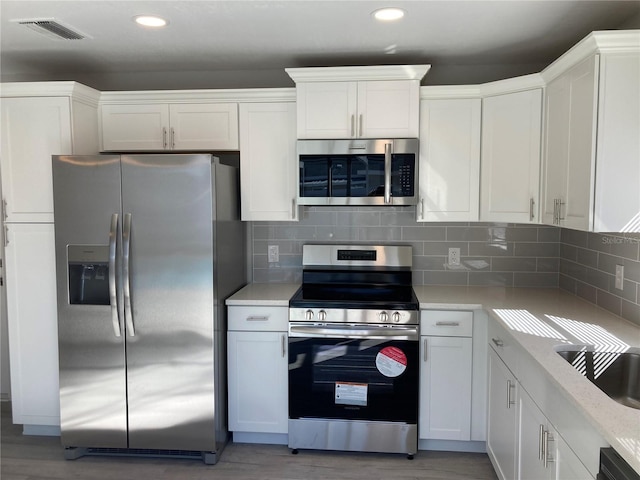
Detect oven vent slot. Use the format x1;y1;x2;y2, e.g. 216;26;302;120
14;18;88;40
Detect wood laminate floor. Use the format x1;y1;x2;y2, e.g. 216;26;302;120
1;402;497;480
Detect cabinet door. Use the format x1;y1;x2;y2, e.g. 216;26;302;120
481;89;542;223
101;104;169;151
518;388;553;480
296;82;357;138
227;330;288;434
358;80;420;138
593;53;640;232
417;98;481;221
419;336;472;441
487;347;518;480
1;97;72;223
542;74;570;226
564;55;599;231
5;223;59;426
239;102;297;221
542;55;599;230
555;434;594;480
169;103;238;150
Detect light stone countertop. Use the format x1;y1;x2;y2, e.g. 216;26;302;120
225;283;300;306
225;283;640;472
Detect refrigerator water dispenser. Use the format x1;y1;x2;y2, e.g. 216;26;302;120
67;245;110;305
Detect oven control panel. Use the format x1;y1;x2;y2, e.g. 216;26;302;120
289;307;418;325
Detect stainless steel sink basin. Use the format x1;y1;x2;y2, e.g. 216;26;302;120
555;346;640;410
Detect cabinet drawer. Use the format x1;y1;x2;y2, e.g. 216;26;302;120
228;306;288;332
421;310;473;337
487;316;519;375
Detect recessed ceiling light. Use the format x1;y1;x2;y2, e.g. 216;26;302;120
134;15;168;28
373;8;405;21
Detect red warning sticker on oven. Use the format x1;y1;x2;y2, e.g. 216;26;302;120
376;346;407;377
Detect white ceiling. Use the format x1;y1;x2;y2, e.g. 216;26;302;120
1;0;639;91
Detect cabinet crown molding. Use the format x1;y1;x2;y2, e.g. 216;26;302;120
541;30;640;83
99;88;295;104
285;64;430;83
0;81;101;106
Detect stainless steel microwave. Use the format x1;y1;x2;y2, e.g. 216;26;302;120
297;138;419;206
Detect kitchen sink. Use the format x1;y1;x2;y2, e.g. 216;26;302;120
555;346;640;409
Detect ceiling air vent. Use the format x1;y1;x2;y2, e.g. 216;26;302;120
14;18;87;40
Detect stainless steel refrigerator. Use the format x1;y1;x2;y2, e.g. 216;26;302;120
52;154;245;464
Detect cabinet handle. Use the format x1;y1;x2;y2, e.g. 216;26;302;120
281;334;286;358
492;338;504;347
420;198;424;220
423;338;428;362
171;127;176;149
162;127;168;149
543;429;553;468
435;321;460;326
507;380;515;409
529;198;535;221
4;225;8;247
246;316;269;321
358;114;363;137
292;198;297;219
350;115;355;137
2;198;7;221
557;198;564;222
538;424;544;461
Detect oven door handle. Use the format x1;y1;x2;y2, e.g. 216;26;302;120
289;324;419;340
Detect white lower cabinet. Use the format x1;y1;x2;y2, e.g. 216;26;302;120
4;223;60;430
227;306;288;442
487;346;518;480
487;318;597;480
518;387;555;480
419;311;473;441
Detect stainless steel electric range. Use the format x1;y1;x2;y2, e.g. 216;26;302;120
288;244;419;458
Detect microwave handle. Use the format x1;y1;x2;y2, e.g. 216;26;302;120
384;142;392;204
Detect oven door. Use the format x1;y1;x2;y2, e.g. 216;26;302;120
288;323;419;424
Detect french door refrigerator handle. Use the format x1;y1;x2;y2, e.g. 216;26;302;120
123;212;135;336
109;213;121;337
384;142;392;204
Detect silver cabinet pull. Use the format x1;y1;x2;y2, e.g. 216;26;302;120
507;380;515;408
246;316;269;321
530;198;535;221
281;334;286;358
3;225;8;247
123;213;135;336
171;127;176;150
384;143;392;204
492;338;504;347
423;338;428;362
162;127;167;149
543;429;553;468
292;198;297;220
350;114;355;137
2;198;7;221
556;198;564;222
358;114;363;137
538;424;544;461
435;321;460;326
108;213;121;337
420;198;424;220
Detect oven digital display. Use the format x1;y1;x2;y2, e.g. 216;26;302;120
337;250;377;261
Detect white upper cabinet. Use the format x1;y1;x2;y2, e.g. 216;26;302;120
239;102;298;221
0;83;100;223
593;52;640;232
541;31;640;232
100;102;239;151
542;55;599;230
417;96;481;222
480;89;542;223
287;65;429;139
